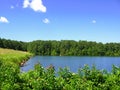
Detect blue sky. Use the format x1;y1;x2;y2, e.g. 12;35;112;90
0;0;120;43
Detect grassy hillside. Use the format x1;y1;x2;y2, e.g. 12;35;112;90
0;48;32;65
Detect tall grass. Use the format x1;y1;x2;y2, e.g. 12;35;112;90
0;48;32;65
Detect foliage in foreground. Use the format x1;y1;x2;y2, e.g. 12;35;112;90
1;62;120;90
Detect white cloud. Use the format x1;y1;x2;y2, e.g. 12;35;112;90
92;20;96;24
43;18;50;24
23;0;30;8
23;0;46;13
0;17;9;23
11;5;14;9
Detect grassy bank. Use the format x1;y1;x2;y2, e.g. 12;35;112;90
0;48;32;66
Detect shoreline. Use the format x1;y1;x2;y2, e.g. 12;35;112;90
20;55;33;67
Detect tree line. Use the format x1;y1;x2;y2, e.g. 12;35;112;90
27;40;120;56
1;38;120;56
0;38;27;51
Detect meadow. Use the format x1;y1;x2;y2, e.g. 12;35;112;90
0;48;32;65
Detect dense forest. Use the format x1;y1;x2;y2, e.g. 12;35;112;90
1;38;120;56
0;38;27;51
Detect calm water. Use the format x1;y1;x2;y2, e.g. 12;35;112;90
21;56;120;72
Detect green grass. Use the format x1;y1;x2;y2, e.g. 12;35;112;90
0;48;33;65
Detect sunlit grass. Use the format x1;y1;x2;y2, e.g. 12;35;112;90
0;48;33;65
0;48;28;54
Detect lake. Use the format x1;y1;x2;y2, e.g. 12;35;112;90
21;56;120;72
